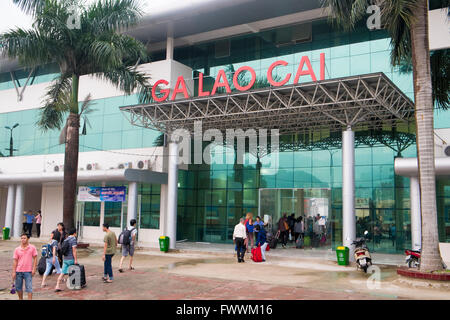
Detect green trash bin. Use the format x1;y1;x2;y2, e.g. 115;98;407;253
336;246;349;266
2;227;10;240
159;236;170;252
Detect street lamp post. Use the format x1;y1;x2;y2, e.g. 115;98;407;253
5;123;19;157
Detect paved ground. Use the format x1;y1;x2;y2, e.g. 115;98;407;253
0;239;449;300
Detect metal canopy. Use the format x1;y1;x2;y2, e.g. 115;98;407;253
120;72;415;135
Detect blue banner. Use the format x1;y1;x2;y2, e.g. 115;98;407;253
78;186;127;202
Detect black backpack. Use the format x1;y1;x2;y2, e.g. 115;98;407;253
61;238;71;256
119;228;135;245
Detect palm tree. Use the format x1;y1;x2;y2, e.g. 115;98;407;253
321;0;448;271
1;0;152;229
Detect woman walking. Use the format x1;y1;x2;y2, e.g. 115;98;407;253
35;211;42;238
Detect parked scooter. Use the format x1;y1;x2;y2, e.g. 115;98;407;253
405;248;448;269
352;230;372;273
405;249;421;268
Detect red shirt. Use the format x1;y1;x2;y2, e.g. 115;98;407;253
13;245;37;272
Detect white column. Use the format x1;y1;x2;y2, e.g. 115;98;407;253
4;185;15;232
166;36;174;60
127;182;138;224
410;176;422;250
166;141;179;249
342;127;356;260
13;184;24;238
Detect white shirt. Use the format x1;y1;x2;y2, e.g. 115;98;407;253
233;223;247;240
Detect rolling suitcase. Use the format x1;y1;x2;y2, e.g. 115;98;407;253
76;264;87;288
269;230;280;249
296;236;304;249
251;246;263;262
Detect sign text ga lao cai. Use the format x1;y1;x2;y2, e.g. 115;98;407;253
151;53;326;102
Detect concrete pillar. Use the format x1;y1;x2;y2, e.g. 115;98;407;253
410;176;422;250
342;127;356;260
166;141;179;249
4;185;15;232
127;182;138;224
166;36;174;60
13;185;24;238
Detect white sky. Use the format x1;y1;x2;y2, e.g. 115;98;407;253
0;0;216;33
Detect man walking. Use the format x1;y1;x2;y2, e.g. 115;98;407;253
55;228;77;292
12;234;37;300
102;223;117;283
233;218;247;263
24;210;34;237
118;219;137;273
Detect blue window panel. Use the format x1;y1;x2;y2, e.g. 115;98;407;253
312;150;331;167
372;147;395;165
102;132;122;151
330;167;343;188
33;138;50;154
293;168;312;188
83;133;103;151
142;129;160;148
355;166;373;188
102;113;123;133
293;150;312;168
355;147;372;165
370;51;392;74
350;33;371;56
260;168;277;188
372;165;394;188
350;54;371;75
278;151;293;168
392;72;413;94
275;168;294;188
330;149;342;167
311;40;331;62
370;37;391;52
434;109;450;129
330;57;350;78
86;115;104;134
47;138;64;154
121;130;143;149
330;38;350;58
18;124;35;140
312;167;331;187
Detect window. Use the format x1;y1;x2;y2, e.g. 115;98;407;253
140;184;161;229
104;202;121;228
83;202;101;226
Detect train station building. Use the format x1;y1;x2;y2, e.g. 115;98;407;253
0;0;449;255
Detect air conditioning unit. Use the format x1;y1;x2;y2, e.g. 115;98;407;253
445;146;450;157
86;163;100;171
117;162;132;169
134;159;153;170
45;161;64;172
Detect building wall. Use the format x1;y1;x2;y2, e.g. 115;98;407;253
41;184;64;237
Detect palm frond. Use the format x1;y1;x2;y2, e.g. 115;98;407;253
97;64;151;96
85;0;144;34
12;0;46;15
430;49;450;110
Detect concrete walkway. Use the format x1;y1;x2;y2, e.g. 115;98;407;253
1;239;449;300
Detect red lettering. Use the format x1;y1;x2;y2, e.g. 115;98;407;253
211;69;231;95
320;53;325;80
152;79;170;102
294;56;317;83
233;66;256;91
267;60;291;86
171;76;189;100
198;72;210;97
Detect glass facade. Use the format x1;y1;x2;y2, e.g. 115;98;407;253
1;19;449;252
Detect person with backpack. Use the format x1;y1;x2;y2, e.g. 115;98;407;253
255;224;268;262
41;233;62;287
51;222;67;267
102;223;117;283
55;228;77;292
118;219;137;273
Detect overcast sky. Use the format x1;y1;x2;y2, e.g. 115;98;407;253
0;0;211;33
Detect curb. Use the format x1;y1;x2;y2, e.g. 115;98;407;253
397;267;450;281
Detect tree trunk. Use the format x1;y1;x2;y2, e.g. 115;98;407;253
410;0;443;272
63;75;80;230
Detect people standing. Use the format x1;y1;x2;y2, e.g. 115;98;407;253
244;212;253;252
246;218;255;251
24;210;34;237
118;219;137;273
255;224;268;262
41;234;62;287
55;228;77;292
278;213;289;248
51;223;67;267
35;210;42;238
102;223;117;283
294;217;304;242
12;234;37;300
233;218;247;263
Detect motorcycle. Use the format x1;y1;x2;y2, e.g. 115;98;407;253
352;230;372;273
405;249;421;268
405;248;448;269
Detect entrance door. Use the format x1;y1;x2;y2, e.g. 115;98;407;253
259;188;331;249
